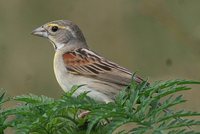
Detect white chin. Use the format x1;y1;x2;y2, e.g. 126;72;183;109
49;40;65;50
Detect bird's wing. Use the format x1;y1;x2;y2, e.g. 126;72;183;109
62;48;144;86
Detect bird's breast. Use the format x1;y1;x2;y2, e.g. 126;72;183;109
53;51;93;91
54;51;73;91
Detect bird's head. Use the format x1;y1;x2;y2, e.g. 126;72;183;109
32;20;87;50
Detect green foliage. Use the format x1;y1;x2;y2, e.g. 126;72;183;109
0;80;200;134
0;91;8;134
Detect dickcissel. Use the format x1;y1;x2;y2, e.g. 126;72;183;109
32;20;145;103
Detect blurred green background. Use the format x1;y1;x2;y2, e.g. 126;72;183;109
0;0;200;118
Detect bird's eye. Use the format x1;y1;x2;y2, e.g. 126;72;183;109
51;26;58;32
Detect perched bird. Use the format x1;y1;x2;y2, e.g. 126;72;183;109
32;20;145;103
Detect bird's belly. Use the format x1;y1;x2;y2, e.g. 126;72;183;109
55;69;115;103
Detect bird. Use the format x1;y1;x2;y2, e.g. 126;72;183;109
31;20;145;103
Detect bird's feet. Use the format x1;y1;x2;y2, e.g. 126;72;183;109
78;110;90;118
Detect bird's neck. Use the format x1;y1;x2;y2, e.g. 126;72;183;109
55;39;88;52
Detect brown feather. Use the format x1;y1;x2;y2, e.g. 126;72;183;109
62;48;144;86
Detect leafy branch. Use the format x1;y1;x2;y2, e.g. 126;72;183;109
0;79;200;134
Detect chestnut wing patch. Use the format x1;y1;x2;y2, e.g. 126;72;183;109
62;48;144;86
62;49;112;75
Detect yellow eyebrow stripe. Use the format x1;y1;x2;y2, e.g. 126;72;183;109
47;23;66;29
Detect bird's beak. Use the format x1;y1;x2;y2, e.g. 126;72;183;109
31;26;48;38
